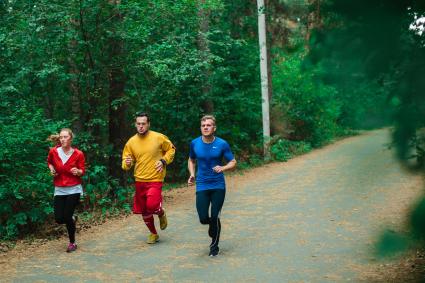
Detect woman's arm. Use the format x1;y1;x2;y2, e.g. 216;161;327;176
71;151;85;176
47;149;57;176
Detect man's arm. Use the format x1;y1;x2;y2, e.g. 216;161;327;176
213;159;237;173
122;142;134;171
187;158;196;186
161;136;176;165
155;135;176;172
213;141;236;173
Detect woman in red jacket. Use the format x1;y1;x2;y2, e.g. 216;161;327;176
47;128;85;252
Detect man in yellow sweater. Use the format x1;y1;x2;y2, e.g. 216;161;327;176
122;112;176;244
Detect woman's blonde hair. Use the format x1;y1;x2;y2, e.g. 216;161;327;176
47;134;60;144
59;128;74;139
47;128;74;144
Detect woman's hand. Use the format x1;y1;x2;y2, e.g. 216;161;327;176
49;165;57;176
70;167;82;176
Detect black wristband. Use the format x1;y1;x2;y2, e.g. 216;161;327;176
160;159;167;166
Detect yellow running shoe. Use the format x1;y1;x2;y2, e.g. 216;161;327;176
146;233;159;244
159;211;168;230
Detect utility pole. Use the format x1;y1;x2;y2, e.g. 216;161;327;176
257;0;271;159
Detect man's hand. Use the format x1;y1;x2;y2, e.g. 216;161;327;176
125;155;133;167
188;175;195;186
155;160;164;172
213;165;224;173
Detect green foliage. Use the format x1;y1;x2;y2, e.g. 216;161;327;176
0;105;64;239
411;197;425;241
376;230;409;258
272;50;341;146
270;138;312;162
309;0;425;255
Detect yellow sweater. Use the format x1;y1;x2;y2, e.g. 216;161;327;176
122;131;175;182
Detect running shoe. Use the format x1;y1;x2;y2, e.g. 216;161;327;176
159;211;167;230
209;247;219;257
66;243;77;253
146;233;159;244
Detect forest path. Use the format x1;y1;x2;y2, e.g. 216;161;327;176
1;129;423;282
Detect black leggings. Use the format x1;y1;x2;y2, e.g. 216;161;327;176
54;193;80;243
196;189;225;252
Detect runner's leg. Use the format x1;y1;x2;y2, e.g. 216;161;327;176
196;190;211;226
136;182;158;235
209;189;225;255
146;182;164;217
63;193;80;244
144;182;164;234
54;195;66;224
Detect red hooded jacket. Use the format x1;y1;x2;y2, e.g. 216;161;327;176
47;147;85;187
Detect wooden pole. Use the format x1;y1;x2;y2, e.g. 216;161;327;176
257;0;271;159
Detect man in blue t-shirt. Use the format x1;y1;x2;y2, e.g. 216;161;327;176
188;115;237;257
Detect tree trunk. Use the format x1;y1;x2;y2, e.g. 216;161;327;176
107;0;128;187
78;0;101;144
265;0;273;102
257;0;271;159
197;0;214;114
69;38;83;133
305;0;321;50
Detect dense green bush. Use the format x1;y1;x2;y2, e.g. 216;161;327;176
0;105;62;239
270;138;312;162
272;50;341;147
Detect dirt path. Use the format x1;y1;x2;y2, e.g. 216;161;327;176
1;129;424;282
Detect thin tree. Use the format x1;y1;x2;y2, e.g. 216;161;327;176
257;0;271;159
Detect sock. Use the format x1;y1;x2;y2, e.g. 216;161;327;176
154;206;164;217
143;215;157;235
157;208;164;217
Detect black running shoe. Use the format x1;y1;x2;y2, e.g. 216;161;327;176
209;247;219;257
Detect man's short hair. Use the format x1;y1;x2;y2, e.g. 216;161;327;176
135;112;150;122
201;115;216;126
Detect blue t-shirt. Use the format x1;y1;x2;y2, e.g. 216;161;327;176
189;136;234;191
